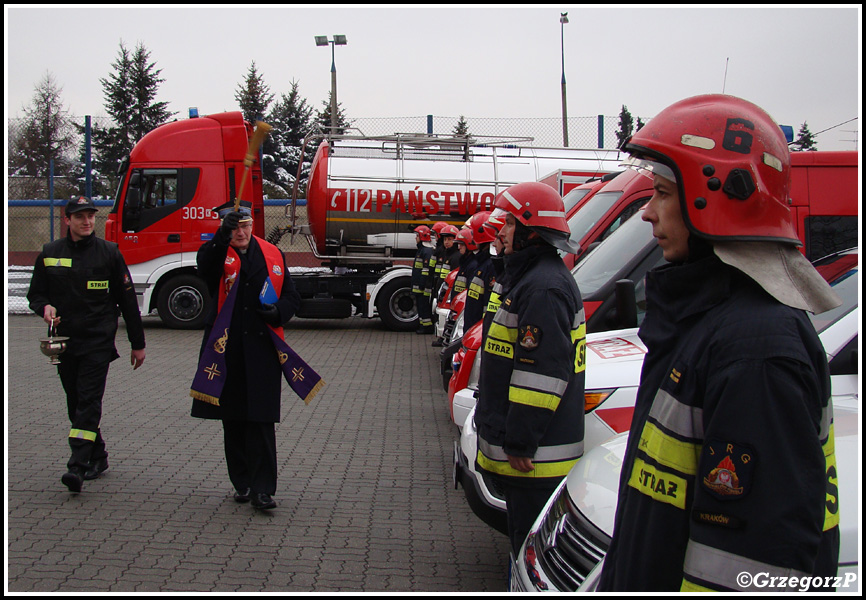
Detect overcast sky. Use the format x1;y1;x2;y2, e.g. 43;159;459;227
5;4;862;150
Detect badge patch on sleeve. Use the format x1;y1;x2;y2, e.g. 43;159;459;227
519;325;541;350
700;440;754;500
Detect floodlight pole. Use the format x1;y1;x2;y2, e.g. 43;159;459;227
560;13;569;147
316;35;347;131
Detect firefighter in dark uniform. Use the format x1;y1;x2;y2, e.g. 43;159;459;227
28;196;146;493
452;227;478;298
431;224;461;347
463;211;498;331
474;182;586;556
411;225;435;334
598;95;841;591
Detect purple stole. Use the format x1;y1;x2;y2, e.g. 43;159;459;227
190;236;324;407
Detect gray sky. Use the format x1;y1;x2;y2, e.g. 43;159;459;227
4;4;861;150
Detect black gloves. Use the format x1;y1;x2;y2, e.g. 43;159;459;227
256;303;282;327
219;211;243;236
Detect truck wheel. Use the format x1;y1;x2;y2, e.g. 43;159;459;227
376;277;418;332
157;274;210;329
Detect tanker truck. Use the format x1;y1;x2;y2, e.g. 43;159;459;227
106;110;623;330
274;131;624;330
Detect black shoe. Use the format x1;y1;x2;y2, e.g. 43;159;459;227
62;469;83;493
431;338;443;347
416;325;434;334
233;488;251;503
251;493;276;510
83;458;109;481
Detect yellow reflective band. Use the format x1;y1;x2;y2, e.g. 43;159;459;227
486;292;501;314
510;387;560;411
628;456;688;510
87;280;109;290
477;450;577;479
638;421;700;476
824;424;839;531
571;326;587;373
487;322;517;344
680;579;714;592
484;337;513;359
44;258;72;267
69;428;97;442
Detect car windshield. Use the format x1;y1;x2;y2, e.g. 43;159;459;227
565;190;623;249
808;253;858;334
572;210;654;296
563;186;595;214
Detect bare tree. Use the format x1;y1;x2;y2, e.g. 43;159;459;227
10;71;77;179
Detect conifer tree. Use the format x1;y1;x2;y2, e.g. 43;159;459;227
615;105;634;149
235;61;274;123
263;80;315;194
792;121;818;151
452;115;470;137
316;91;352;134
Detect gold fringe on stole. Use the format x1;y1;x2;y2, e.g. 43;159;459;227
189;389;220;406
302;379;326;405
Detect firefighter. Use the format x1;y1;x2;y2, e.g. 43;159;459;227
434;224;461;296
597;95;841;591
27;196;146;493
463;211;499;331
474;182;585;556
431;224;461;347
452;228;478;298
411;225;435;334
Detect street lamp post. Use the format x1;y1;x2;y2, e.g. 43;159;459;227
315;35;348;131
560;13;569;147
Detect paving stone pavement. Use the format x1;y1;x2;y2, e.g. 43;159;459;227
6;313;510;593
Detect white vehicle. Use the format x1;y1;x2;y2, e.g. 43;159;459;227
509;249;859;592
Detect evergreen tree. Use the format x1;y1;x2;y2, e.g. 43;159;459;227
636;117;645;132
262;80;315;195
235;61;274;123
452;115;470;137
316;91;352;134
94;40;175;179
129;42;174;142
9;71;76;179
615;105;634;149
792;121;818;151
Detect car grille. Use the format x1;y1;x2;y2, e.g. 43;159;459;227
532;487;610;591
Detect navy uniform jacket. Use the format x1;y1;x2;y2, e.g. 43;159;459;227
599;256;839;591
474;246;586;488
28;232;145;358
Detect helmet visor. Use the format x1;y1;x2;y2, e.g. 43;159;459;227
621;155;677;184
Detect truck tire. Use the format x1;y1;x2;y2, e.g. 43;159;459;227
376;277;418;332
157;274;210;329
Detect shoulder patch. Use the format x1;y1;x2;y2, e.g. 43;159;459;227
519;325;542;350
700;440;755;500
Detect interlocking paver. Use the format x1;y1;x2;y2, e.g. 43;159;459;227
6;313;510;593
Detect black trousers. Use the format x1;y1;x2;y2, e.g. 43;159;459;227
57;352;112;471
503;483;559;556
222;420;277;495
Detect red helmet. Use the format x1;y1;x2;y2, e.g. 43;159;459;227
622;94;798;246
414;225;431;242
455;227;477;251
440;224;460;237
492;182;579;253
431;221;449;235
463;211;498;245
